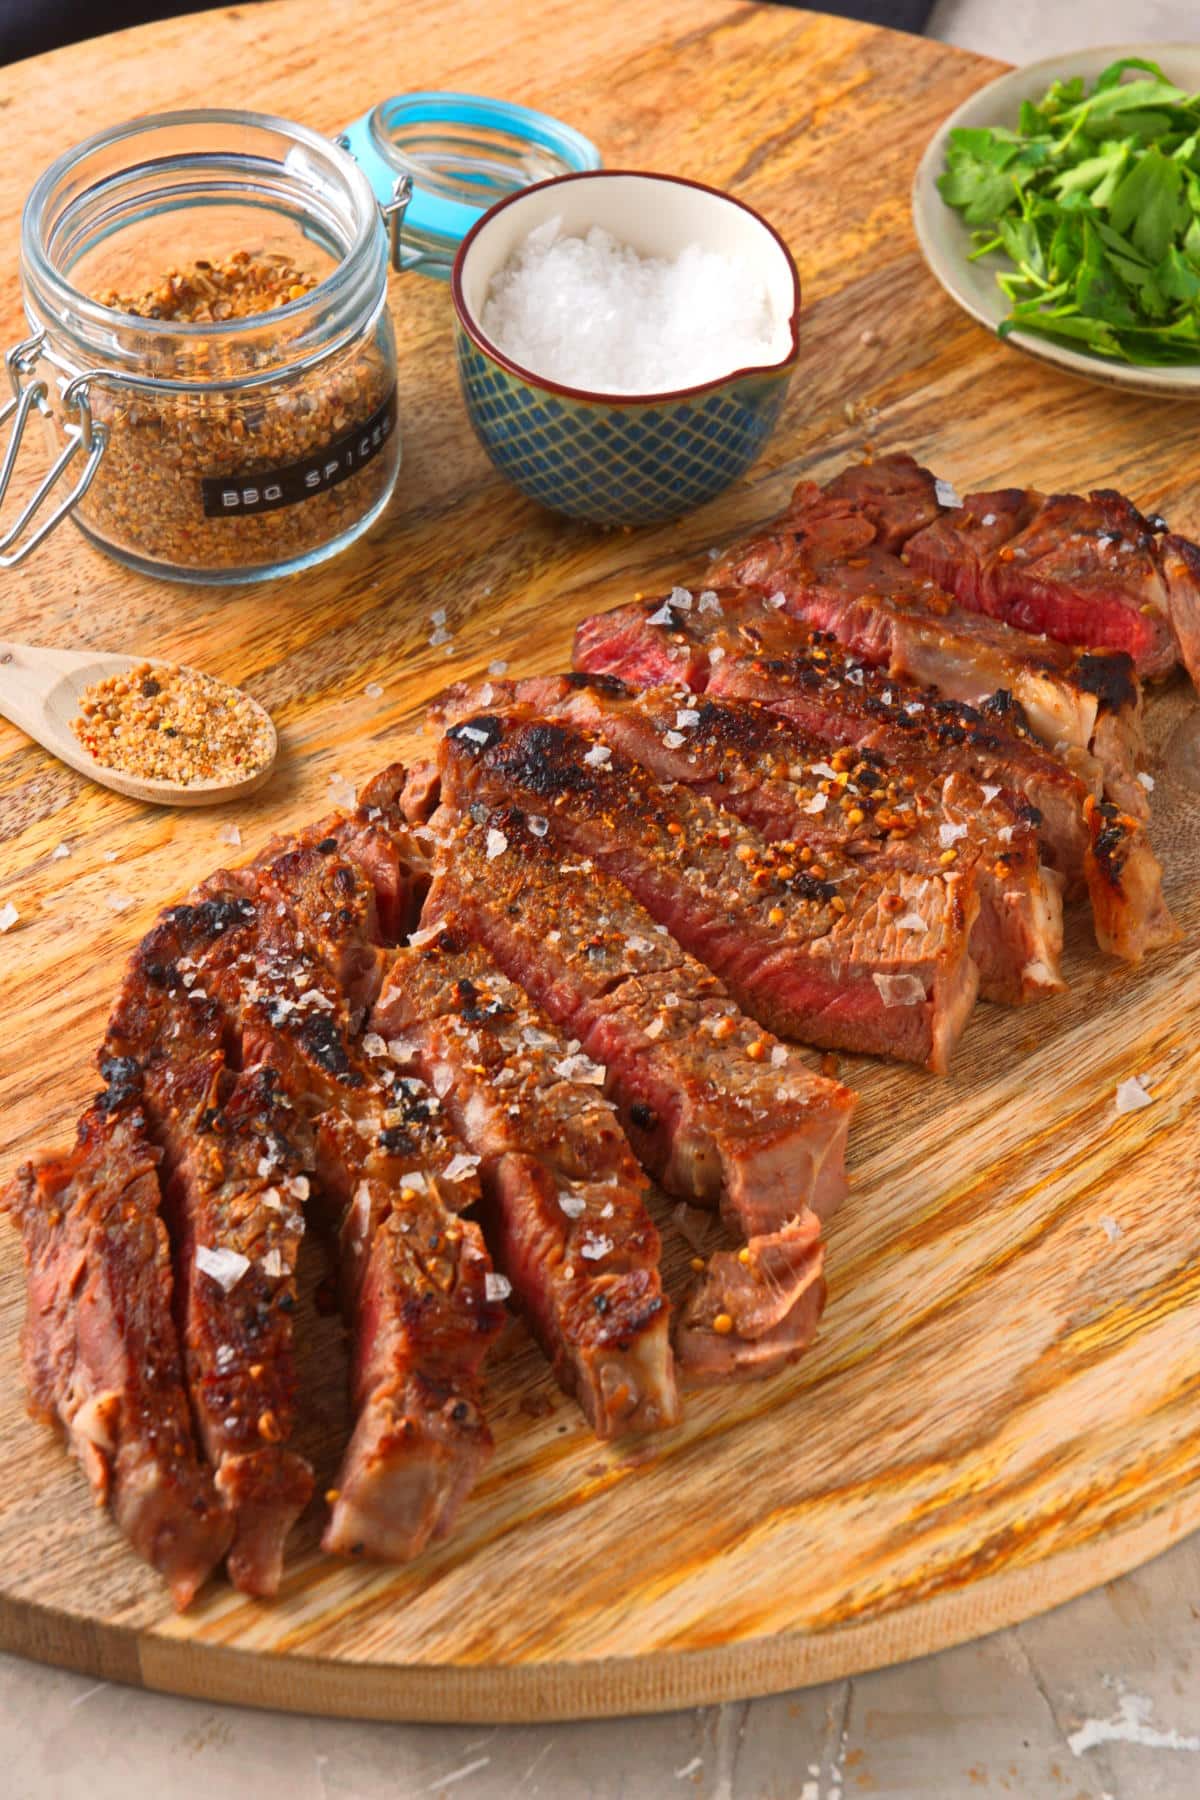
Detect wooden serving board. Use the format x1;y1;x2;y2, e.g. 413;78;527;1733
1;0;1198;1724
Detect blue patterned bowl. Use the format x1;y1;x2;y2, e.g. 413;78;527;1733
451;171;800;526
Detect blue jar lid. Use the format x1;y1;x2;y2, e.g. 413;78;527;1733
338;92;602;280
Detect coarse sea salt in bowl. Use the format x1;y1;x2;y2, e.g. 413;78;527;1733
451;170;801;526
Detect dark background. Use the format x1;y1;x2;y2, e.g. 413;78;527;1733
2;0;936;66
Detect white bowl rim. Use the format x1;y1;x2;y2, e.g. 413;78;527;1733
912;43;1200;398
451;167;802;405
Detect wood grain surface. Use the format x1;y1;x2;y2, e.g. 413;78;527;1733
0;0;1198;1725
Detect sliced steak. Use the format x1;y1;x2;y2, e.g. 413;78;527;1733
437;673;1064;1007
437;710;981;1073
573;592;1175;962
1159;532;1200;692
904;487;1182;679
711;484;1147;815
372;926;679;1437
1083;796;1181;962
424;802;855;1233
202;840;504;1566
2;1093;232;1608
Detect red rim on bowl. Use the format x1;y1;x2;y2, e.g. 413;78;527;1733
450;168;802;406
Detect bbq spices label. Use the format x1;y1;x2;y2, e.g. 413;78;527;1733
200;387;398;518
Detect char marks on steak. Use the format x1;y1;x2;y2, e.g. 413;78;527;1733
424;802;855;1233
438;673;1063;1007
437;709;981;1073
2;1094;231;1609
573;591;1176;963
372;926;680;1435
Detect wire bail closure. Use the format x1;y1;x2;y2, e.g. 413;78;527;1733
0;332;107;567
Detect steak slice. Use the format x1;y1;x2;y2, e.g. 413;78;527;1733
104;898;313;1598
818;450;945;549
1159;532;1200;692
2;1092;231;1608
1083;796;1181;962
437;673;1064;1007
423;802;855;1232
711;483;1147;815
437;711;981;1073
314;1092;501;1563
372;926;680;1436
904;487;1182;679
674;1212;826;1384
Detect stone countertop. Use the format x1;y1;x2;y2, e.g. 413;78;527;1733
6;4;1200;1795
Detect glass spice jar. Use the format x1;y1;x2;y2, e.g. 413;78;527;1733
3;110;402;583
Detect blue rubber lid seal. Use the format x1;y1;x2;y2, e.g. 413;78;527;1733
339;91;602;279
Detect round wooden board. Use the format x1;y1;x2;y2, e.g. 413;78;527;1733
1;0;1198;1725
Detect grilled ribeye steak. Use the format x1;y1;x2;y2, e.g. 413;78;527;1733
2;1092;232;1608
230;826;503;1565
710;466;1148;816
437;709;981;1073
436;674;1064;1007
902;484;1195;683
372;925;679;1436
573;593;1176;964
423;802;855;1233
422;806;849;1384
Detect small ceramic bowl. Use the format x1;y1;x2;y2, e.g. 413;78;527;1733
450;170;801;526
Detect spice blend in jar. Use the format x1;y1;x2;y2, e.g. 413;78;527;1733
71;250;397;577
72;661;274;786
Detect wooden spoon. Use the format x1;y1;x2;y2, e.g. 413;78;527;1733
0;641;277;808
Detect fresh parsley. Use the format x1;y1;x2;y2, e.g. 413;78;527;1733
938;58;1200;365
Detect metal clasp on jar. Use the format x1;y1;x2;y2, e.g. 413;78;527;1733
0;331;108;567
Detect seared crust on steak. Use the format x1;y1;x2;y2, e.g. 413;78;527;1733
437;710;980;1072
372;926;679;1437
436;673;1064;1008
425;802;855;1233
2;1097;231;1608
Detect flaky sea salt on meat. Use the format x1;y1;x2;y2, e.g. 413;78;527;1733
481;219;779;394
583;743;612;768
442;1152;481;1181
486;828;509;860
894;911;928;933
873;972;927;1007
196;1245;251;1293
1115;1076;1152;1114
934;478;961;509
938;822;968;847
485;1272;512;1302
558;1190;587;1219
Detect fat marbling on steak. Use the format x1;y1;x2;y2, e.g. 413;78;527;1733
434;673;1064;1008
435;708;981;1073
372;924;680;1435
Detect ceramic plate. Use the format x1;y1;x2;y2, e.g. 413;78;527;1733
912;43;1200;398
